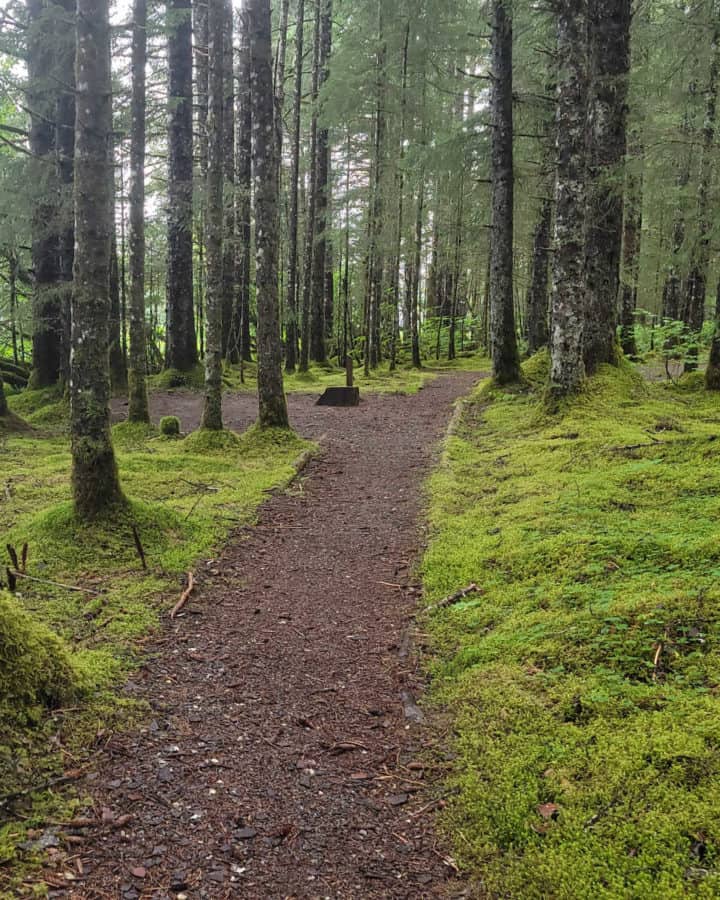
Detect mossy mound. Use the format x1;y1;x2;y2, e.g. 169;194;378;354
148;365;205;391
0;591;79;724
236;423;308;458
182;428;242;453
424;361;720;898
159;415;181;437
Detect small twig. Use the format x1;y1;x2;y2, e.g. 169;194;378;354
20;542;28;573
6;567;16;591
7;569;102;596
0;768;86;810
131;524;147;570
425;582;481;613
170;571;195;619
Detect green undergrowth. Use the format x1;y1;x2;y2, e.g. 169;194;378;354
0;412;312;890
423;357;720;898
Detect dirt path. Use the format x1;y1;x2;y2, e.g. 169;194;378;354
64;372;480;899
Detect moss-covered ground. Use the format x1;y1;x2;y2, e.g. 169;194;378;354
422;354;720;898
0;402;311;893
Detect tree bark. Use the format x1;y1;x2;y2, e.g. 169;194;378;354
109;223;128;390
299;0;321;372
71;0;123;518
248;0;289;428
548;0;588;400
201;0;224;429
166;0;198;372
619;132;642;359
583;0;630;372
221;0;236;360
489;0;520;384
128;0;150;422
526;197;552;353
26;0;63;388
284;0;305;372
236;6;253;363
310;0;333;364
685;13;719;372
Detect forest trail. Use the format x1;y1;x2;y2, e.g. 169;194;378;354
64;371;480;899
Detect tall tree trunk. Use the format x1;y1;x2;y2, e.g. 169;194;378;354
299;1;321;372
27;0;62;388
365;2;386;371
201;0;224;429
662;102;693;322
166;0;198;372
685;16;719;372
248;0;289;428
310;0;333;364
109;224;128;389
221;0;236;359
193;0;208;359
706;280;720;389
56;0;75;387
236;6;253;363
548;0;588;400
619;132;642;359
389;20;410;372
71;0;123;518
489;0;519;384
284;0;305;372
128;0;149;422
526;197;552;353
583;0;630;372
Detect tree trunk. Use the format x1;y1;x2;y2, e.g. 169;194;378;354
166;0;198;372
109;225;128;390
201;0;224;429
284;0;305;372
27;0;62;388
128;0;149;422
526;197;552;353
221;0;236;360
299;1;321;372
685;16;719;372
56;0;75;387
236;6;253;363
248;0;289;428
489;0;519;384
706;280;720;389
583;0;630;372
71;0;123;518
310;0;333;364
547;0;588;400
619;132;642;359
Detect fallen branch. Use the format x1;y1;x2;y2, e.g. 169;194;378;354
6;569;102;596
0;768;86;810
425;582;481;613
170;571;195;619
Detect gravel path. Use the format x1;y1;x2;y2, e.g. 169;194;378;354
61;372;480;899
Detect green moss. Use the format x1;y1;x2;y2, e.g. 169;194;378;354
158;415;181;437
183;427;241;452
0;591;79;723
423;359;720;898
112;421;159;448
148;364;206;391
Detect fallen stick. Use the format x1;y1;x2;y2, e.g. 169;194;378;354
170;571;195;619
131;524;147;570
425;582;481;613
7;569;102;596
0;769;86;810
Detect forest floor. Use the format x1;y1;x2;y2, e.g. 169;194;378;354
39;370;480;899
